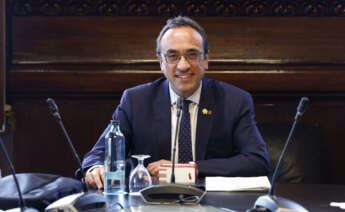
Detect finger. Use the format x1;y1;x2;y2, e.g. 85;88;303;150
147;162;157;173
151;175;159;184
153;169;159;177
153;160;169;175
97;168;104;189
85;172;97;189
147;166;155;175
148;160;170;176
92;168;104;189
147;161;155;169
148;167;154;175
151;164;160;177
100;166;105;186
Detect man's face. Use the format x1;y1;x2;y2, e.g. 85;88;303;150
159;26;209;98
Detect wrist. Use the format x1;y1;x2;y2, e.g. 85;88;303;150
86;165;103;174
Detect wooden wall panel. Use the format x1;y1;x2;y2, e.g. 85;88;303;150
11;17;163;63
8;17;345;96
11;17;345;64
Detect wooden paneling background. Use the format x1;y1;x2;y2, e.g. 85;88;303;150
3;0;345;184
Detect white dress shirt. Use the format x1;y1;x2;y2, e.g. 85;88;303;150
169;81;202;162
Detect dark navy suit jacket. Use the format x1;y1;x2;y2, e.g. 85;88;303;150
81;77;270;177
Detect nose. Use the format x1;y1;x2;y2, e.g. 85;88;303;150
177;55;191;72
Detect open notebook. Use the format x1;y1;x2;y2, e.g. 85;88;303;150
205;176;271;192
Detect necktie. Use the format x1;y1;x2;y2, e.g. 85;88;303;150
178;99;193;163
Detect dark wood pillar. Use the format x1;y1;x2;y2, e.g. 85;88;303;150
0;0;12;177
0;0;5;132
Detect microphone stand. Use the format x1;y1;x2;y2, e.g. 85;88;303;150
252;97;310;212
46;99;87;193
0;134;38;212
45;98;106;212
170;97;182;184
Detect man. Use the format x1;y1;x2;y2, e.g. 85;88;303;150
81;16;270;189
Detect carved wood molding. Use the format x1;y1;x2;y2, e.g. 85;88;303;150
9;0;345;17
8;66;345;98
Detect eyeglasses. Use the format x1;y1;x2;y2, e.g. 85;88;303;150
163;50;204;64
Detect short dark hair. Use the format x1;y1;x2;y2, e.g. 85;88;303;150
156;16;209;57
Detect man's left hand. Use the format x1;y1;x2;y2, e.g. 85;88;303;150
147;159;171;177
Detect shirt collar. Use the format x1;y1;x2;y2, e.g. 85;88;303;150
169;81;202;106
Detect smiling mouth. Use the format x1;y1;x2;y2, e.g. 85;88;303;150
176;74;193;79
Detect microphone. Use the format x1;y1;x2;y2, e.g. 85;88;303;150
140;97;205;205
0;135;38;212
250;97;310;212
45;98;107;212
295;97;309;121
170;97;182;184
46;98;61;122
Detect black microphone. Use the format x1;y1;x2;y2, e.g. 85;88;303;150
47;98;62;121
45;98;107;212
170;97;182;184
295;97;309;121
250;97;310;212
140;97;205;205
0;135;39;212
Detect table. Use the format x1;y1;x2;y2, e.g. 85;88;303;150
103;184;345;212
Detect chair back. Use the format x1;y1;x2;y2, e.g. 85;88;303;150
258;123;326;183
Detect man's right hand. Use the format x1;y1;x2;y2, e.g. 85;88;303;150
85;165;105;189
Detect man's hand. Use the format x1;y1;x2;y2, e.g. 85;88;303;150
85;165;105;189
147;159;171;177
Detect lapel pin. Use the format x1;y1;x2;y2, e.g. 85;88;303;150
202;108;212;115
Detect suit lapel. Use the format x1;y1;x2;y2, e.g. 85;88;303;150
152;79;171;160
196;78;215;161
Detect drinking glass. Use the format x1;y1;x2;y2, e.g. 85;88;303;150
129;155;152;194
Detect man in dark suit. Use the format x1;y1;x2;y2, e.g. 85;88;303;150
82;16;270;189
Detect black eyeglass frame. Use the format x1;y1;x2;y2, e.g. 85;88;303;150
161;50;205;64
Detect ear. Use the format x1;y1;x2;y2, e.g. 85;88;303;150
203;53;209;70
158;55;165;71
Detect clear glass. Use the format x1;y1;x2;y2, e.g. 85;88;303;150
129;155;152;195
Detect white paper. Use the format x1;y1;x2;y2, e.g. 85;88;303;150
330;202;345;210
205;176;271;191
